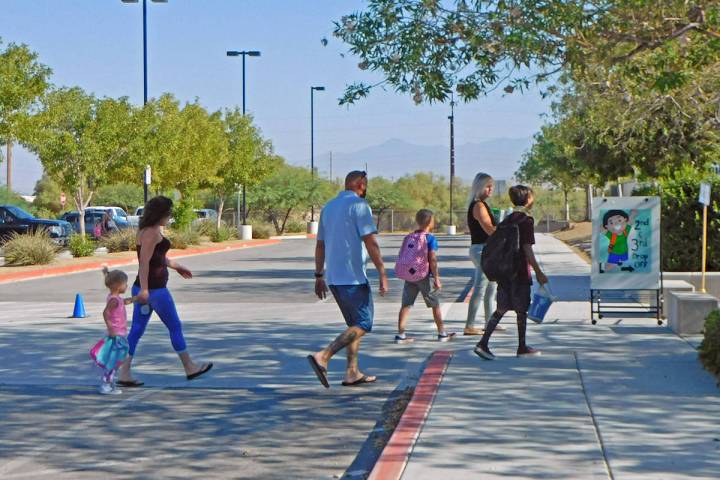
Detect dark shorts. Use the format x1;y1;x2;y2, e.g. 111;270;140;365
401;276;440;308
329;283;374;332
497;281;531;313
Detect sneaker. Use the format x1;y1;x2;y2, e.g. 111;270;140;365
473;344;495;360
463;327;483;336
517;346;542;357
437;332;456;342
394;335;415;344
98;383;122;395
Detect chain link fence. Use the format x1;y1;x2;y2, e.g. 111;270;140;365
373;208;589;234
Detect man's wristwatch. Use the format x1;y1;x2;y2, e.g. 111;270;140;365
314;272;324;278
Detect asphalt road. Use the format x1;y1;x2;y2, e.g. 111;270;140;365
0;234;482;480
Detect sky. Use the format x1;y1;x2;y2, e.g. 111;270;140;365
3;0;552;192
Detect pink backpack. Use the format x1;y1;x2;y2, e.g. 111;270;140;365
395;232;429;282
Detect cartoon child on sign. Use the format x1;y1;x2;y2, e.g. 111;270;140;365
600;209;638;273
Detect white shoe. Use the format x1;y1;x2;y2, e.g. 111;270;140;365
99;383;122;395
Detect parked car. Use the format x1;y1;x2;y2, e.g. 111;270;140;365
0;205;72;245
127;206;144;228
60;210;110;239
85;206;132;230
194;209;218;223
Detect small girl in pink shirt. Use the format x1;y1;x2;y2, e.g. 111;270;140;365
90;267;136;395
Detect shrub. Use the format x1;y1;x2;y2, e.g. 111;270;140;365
68;234;96;258
285;220;306;233
3;230;58;266
634;168;720;272
100;228;137;253
210;224;235;243
193;220;216;238
700;309;720;379
172;199;196;232
252;224;273;240
166;228;201;249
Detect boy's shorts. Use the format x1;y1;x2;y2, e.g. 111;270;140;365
329;283;374;332
496;281;531;313
401;277;440;308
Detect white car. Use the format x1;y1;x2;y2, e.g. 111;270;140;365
127;207;144;227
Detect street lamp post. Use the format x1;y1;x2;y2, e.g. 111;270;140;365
227;50;261;229
447;97;457;235
122;0;168;204
310;86;325;227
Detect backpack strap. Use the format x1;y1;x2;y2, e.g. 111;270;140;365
608;232;618;253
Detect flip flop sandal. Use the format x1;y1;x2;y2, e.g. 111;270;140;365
187;363;213;381
341;375;377;387
116;379;144;387
307;355;330;388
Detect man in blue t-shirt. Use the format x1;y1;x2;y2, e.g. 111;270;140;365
307;171;388;388
395;209;455;344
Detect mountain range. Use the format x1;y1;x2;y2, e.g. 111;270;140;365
307;137;533;182
3;136;533;195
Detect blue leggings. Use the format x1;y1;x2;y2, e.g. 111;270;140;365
128;285;187;356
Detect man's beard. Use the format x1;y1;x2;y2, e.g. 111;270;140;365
360;189;367;198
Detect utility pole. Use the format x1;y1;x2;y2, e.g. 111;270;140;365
329;151;333;181
448;96;456;233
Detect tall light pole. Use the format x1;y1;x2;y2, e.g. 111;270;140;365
310;86;325;222
122;0;168;204
448;96;456;234
227;50;261;225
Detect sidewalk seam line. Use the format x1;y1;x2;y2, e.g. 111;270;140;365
573;351;615;480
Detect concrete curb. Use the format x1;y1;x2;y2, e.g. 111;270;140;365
0;239;281;285
367;350;453;480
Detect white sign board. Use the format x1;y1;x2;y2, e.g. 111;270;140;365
699;182;711;206
591;196;661;290
144;166;152;185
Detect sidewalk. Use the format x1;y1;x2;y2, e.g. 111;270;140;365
400;234;720;480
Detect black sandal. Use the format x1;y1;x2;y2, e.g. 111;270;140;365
307;355;330;388
187;363;213;381
341;375;377;387
116;379;144;387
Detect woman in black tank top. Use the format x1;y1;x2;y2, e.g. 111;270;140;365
117;196;212;387
464;173;501;335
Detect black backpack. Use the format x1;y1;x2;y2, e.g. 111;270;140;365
481;216;522;283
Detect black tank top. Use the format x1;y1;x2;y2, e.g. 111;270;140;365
468;200;496;245
134;236;171;289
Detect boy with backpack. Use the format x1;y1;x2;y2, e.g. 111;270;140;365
475;185;547;360
394;209;455;343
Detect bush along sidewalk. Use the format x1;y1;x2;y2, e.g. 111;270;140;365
2;230;58;266
100;229;137;253
68;234;96;258
699;309;720;382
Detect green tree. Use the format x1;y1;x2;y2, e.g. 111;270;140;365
250;164;335;235
93;183;144;213
0;39;51;191
333;1;719;104
216;108;277;228
366;176;411;229
26;88;137;237
32;173;64;214
517;124;599;222
138;95;226;210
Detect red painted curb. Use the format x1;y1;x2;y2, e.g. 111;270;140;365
367;350;453;480
0;239;280;285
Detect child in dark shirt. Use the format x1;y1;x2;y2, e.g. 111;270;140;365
474;185;548;360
